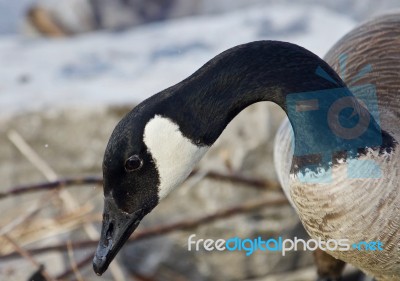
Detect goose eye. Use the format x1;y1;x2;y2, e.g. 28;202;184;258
124;155;143;172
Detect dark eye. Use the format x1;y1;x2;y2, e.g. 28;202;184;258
124;155;143;172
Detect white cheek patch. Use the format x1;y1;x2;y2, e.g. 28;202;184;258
143;115;209;199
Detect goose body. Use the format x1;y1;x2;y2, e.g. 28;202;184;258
93;14;400;280
275;13;400;280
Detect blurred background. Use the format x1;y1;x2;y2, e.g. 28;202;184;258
0;1;399;280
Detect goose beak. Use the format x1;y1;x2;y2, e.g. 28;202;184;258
93;196;143;276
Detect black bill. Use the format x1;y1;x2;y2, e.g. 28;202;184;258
93;196;143;276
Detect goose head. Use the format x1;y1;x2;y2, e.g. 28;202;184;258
93;98;209;275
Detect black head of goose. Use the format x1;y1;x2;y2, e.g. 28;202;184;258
92;16;400;280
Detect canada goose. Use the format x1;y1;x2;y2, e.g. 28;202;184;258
92;14;400;280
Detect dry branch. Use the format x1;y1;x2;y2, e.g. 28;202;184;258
7;130;57;181
7;129;127;281
3;235;56;281
55;253;93;280
0;170;280;200
56;195;288;280
0;195;288;261
0;176;103;199
66;240;84;281
3;131;282;280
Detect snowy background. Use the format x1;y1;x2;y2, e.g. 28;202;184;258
1;0;399;117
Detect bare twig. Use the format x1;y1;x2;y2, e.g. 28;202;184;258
4;130;282;280
3;235;40;267
54;195;288;280
7;130;126;281
3;234;55;281
55;253;93;280
0;195;288;261
0;176;102;199
0;201;44;236
8;130;58;181
0;171;280;200
201;169;280;190
66;240;84;281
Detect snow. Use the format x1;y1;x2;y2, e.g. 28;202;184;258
0;0;34;34
0;3;356;116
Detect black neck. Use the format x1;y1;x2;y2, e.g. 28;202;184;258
154;41;383;160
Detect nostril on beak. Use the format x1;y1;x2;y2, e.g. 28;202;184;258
105;222;114;246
